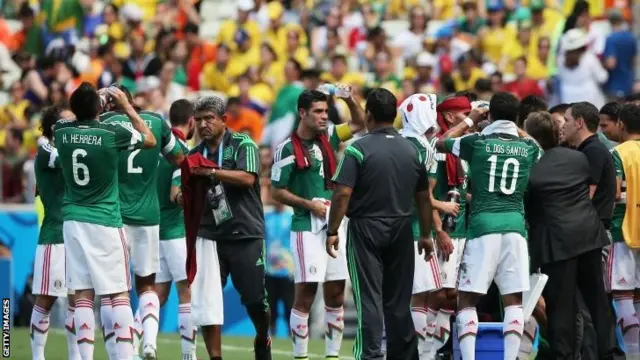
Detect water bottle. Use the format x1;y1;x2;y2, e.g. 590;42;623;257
317;83;351;98
442;188;460;233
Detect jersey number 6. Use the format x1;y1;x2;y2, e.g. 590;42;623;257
487;155;520;195
72;149;90;186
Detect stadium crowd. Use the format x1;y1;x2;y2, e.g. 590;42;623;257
0;0;639;360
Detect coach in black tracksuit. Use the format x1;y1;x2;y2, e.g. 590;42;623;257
325;88;435;360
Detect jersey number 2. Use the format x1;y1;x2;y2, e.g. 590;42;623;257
487;155;519;195
72;149;90;186
128;149;142;174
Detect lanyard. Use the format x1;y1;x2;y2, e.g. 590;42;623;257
202;140;223;165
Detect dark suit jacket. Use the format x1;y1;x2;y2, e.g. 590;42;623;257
525;147;608;268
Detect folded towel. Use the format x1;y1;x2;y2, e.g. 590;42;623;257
310;197;331;234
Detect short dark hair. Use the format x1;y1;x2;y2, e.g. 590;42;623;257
570;101;600;132
455;91;478;102
474;78;492;92
69;82;100;120
548;103;570;114
226;96;242;108
297;90;328;111
489;92;520;123
518;95;548;127
8;127;23;144
169;99;194;127
18;2;34;18
618;104;640;134
331;54;347;65
624;92;640;103
600;102;621;121
524;111;558;150
365;88;397;124
41;105;67;140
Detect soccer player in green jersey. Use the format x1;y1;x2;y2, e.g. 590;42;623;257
271;88;365;360
55;84;156;360
155;99;197;360
100;86;184;360
605;104;640;356
436;92;541;360
30;105;81;360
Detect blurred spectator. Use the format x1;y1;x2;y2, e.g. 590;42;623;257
414;52;438;94
392;6;428;60
501;20;534;76
602;8;637;99
458;0;487;37
452;52;485;92
503;57;544;99
264;59;304;150
226;96;263;142
0;82;31;130
311;6;345;56
480;3;510;65
122;32;162;86
370;51;402;95
1;128;26;203
527;36;551;81
201;44;232;93
557;29;608;109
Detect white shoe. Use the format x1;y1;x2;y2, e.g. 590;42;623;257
142;344;157;360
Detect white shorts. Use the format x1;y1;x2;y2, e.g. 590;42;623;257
438;238;466;289
32;244;67;297
156;238;187;283
457;233;529;295
605;241;640;291
413;242;442;294
291;225;348;284
124;224;160;277
191;237;224;326
64;221;130;295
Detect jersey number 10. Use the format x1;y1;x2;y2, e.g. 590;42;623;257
487;155;520;195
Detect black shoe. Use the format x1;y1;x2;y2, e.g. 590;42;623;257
254;337;272;360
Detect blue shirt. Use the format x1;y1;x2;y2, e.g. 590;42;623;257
264;208;294;278
603;30;637;97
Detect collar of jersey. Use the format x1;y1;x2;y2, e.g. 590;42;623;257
481;120;519;137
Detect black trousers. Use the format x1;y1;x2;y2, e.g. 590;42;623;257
265;275;294;334
539;249;615;360
216;239;267;307
347;217;418;360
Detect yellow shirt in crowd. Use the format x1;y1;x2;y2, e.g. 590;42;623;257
481;26;516;65
452;67;485;92
216;19;262;51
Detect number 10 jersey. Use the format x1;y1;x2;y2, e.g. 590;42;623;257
444;132;541;239
54;118;147;227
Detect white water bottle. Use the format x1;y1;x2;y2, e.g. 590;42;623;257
317;83;351;98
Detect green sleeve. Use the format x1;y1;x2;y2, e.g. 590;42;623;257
443;133;477;161
236;138;260;175
612;149;624;179
332;144;363;188
271;142;295;188
160;119;181;156
108;123;146;151
171;168;181;187
428;159;439;179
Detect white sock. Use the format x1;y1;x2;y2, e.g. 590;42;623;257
66;306;81;360
139;291;160;349
75;299;95;360
324;306;344;357
133;309;143;355
503;305;525;360
290;309;309;357
178;303;197;358
381;323;387;355
411;307;428;356
456;307;478;360
434;309;453;352
615;296;640;356
100;298;117;360
112;297;135;359
425;308;438;359
30;304;50;360
518;317;538;360
634;299;640;320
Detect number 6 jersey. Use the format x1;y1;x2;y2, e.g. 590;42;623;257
54;118;147;227
101;111;182;226
443;125;541;239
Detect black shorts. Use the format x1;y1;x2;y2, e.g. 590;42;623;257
216;238;266;306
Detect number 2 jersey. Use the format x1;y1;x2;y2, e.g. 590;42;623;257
101;111;182;226
54;118;147;227
444;125;541;239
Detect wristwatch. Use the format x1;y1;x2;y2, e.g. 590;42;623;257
326;230;338;237
209;168;217;178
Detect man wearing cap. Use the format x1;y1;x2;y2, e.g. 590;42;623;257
216;0;261;52
603;8;637;99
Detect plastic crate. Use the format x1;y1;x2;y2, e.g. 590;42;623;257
453;322;504;359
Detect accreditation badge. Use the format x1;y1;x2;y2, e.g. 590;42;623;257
208;184;233;225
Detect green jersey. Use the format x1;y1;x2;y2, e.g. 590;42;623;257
54;119;146;227
405;136;437;240
158;138;189;240
271;125;344;232
102;111;182;226
34;143;64;245
611;147;628;243
428;154;470;239
444;129;541;239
